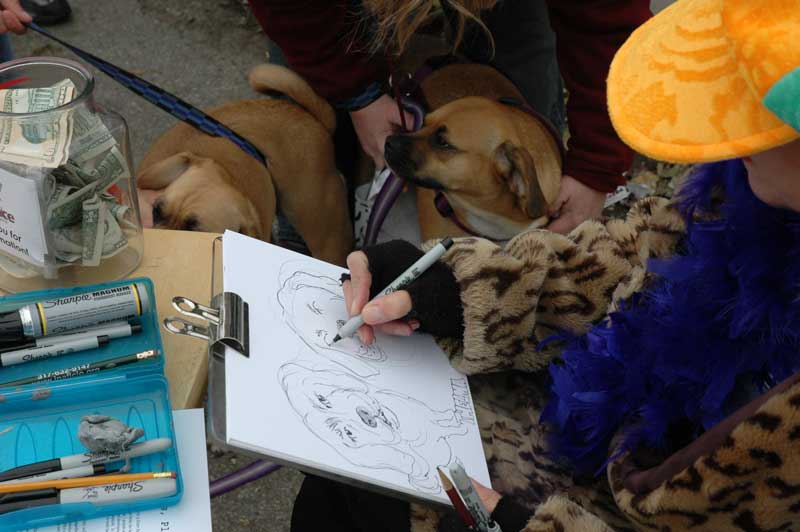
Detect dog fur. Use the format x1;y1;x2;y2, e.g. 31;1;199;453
137;64;353;266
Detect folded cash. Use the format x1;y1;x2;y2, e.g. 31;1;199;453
0;79;136;277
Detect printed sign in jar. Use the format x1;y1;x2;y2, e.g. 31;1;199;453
0;167;47;267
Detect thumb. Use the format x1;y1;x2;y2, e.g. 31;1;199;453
388;105;415;132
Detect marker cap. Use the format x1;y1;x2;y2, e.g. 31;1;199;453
0;310;23;349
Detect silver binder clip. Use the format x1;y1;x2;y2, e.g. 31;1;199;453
163;292;250;357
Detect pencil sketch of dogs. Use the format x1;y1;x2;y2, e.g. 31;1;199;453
384;60;563;242
136;64;353;266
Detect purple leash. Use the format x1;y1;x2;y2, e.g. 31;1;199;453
209;460;282;499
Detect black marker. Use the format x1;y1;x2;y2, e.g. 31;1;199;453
0;321;142;354
0;478;178;515
0;438;172;482
0;283;150;348
0;335;110;367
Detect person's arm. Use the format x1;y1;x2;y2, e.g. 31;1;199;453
246;0;387;107
346;196;686;375
544;0;651;193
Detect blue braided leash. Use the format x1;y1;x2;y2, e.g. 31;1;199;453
24;22;268;167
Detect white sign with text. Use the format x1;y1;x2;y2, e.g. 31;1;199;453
0;167;47;266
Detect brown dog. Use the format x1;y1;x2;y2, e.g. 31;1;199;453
384;62;563;242
137;64;353;265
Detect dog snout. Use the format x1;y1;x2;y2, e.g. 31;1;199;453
384;135;417;175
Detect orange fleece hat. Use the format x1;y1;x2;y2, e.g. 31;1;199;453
607;0;800;164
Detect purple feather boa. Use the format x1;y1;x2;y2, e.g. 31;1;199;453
541;160;800;473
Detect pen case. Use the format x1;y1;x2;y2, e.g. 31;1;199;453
0;278;183;530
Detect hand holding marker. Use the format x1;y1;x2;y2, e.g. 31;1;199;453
334;238;454;342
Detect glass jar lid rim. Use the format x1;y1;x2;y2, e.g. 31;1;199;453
0;56;95;118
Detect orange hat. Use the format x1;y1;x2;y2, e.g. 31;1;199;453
607;0;800;164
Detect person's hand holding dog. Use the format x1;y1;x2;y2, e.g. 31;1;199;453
546;174;606;234
350;93;413;169
0;0;31;34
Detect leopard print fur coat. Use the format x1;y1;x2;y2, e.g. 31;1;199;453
410;196;800;531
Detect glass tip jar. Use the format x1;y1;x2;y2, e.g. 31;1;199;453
0;57;143;293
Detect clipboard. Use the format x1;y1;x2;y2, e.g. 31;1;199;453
160;237;459;505
162;237;244;452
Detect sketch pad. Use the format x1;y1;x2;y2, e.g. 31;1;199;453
219;231;490;504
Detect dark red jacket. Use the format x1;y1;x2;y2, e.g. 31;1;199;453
247;0;651;193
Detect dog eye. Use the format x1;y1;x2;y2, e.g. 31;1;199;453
152;202;167;224
430;127;453;150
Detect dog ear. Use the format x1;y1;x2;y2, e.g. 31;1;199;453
493;142;548;219
137;152;196;190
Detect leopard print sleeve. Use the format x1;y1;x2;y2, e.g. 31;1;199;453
522;496;614;532
428;197;685;375
609;374;800;532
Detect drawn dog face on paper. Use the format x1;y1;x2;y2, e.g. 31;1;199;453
279;363;468;493
277;269;387;376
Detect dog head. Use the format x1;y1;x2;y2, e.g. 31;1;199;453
137;152;262;237
384;97;562;240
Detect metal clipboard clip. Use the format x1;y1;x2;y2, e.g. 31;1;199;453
163;236;250;357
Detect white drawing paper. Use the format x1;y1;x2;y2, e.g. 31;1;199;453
222;231;490;504
30;408;212;532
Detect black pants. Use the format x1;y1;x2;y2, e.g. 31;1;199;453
290;475;412;532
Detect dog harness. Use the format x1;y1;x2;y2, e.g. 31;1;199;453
363;57;565;246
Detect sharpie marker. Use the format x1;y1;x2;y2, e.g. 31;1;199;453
0;464;113;485
0;283;150;347
0;321;142;354
0;335;110;367
0;478;178;515
333;237;454;342
0;438;172;482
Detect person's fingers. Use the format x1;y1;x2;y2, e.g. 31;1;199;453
470;478;502;513
1;10;26;34
361;291;413;325
342;279;353;318
357;324;375;345
546;212;578;234
346;251;372;316
376;320;414;336
1;0;31;20
0;16;9;35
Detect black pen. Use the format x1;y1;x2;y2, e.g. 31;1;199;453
0;438;172;482
0;322;142;354
0;349;159;387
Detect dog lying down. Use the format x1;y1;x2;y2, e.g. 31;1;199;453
136;64;353;266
